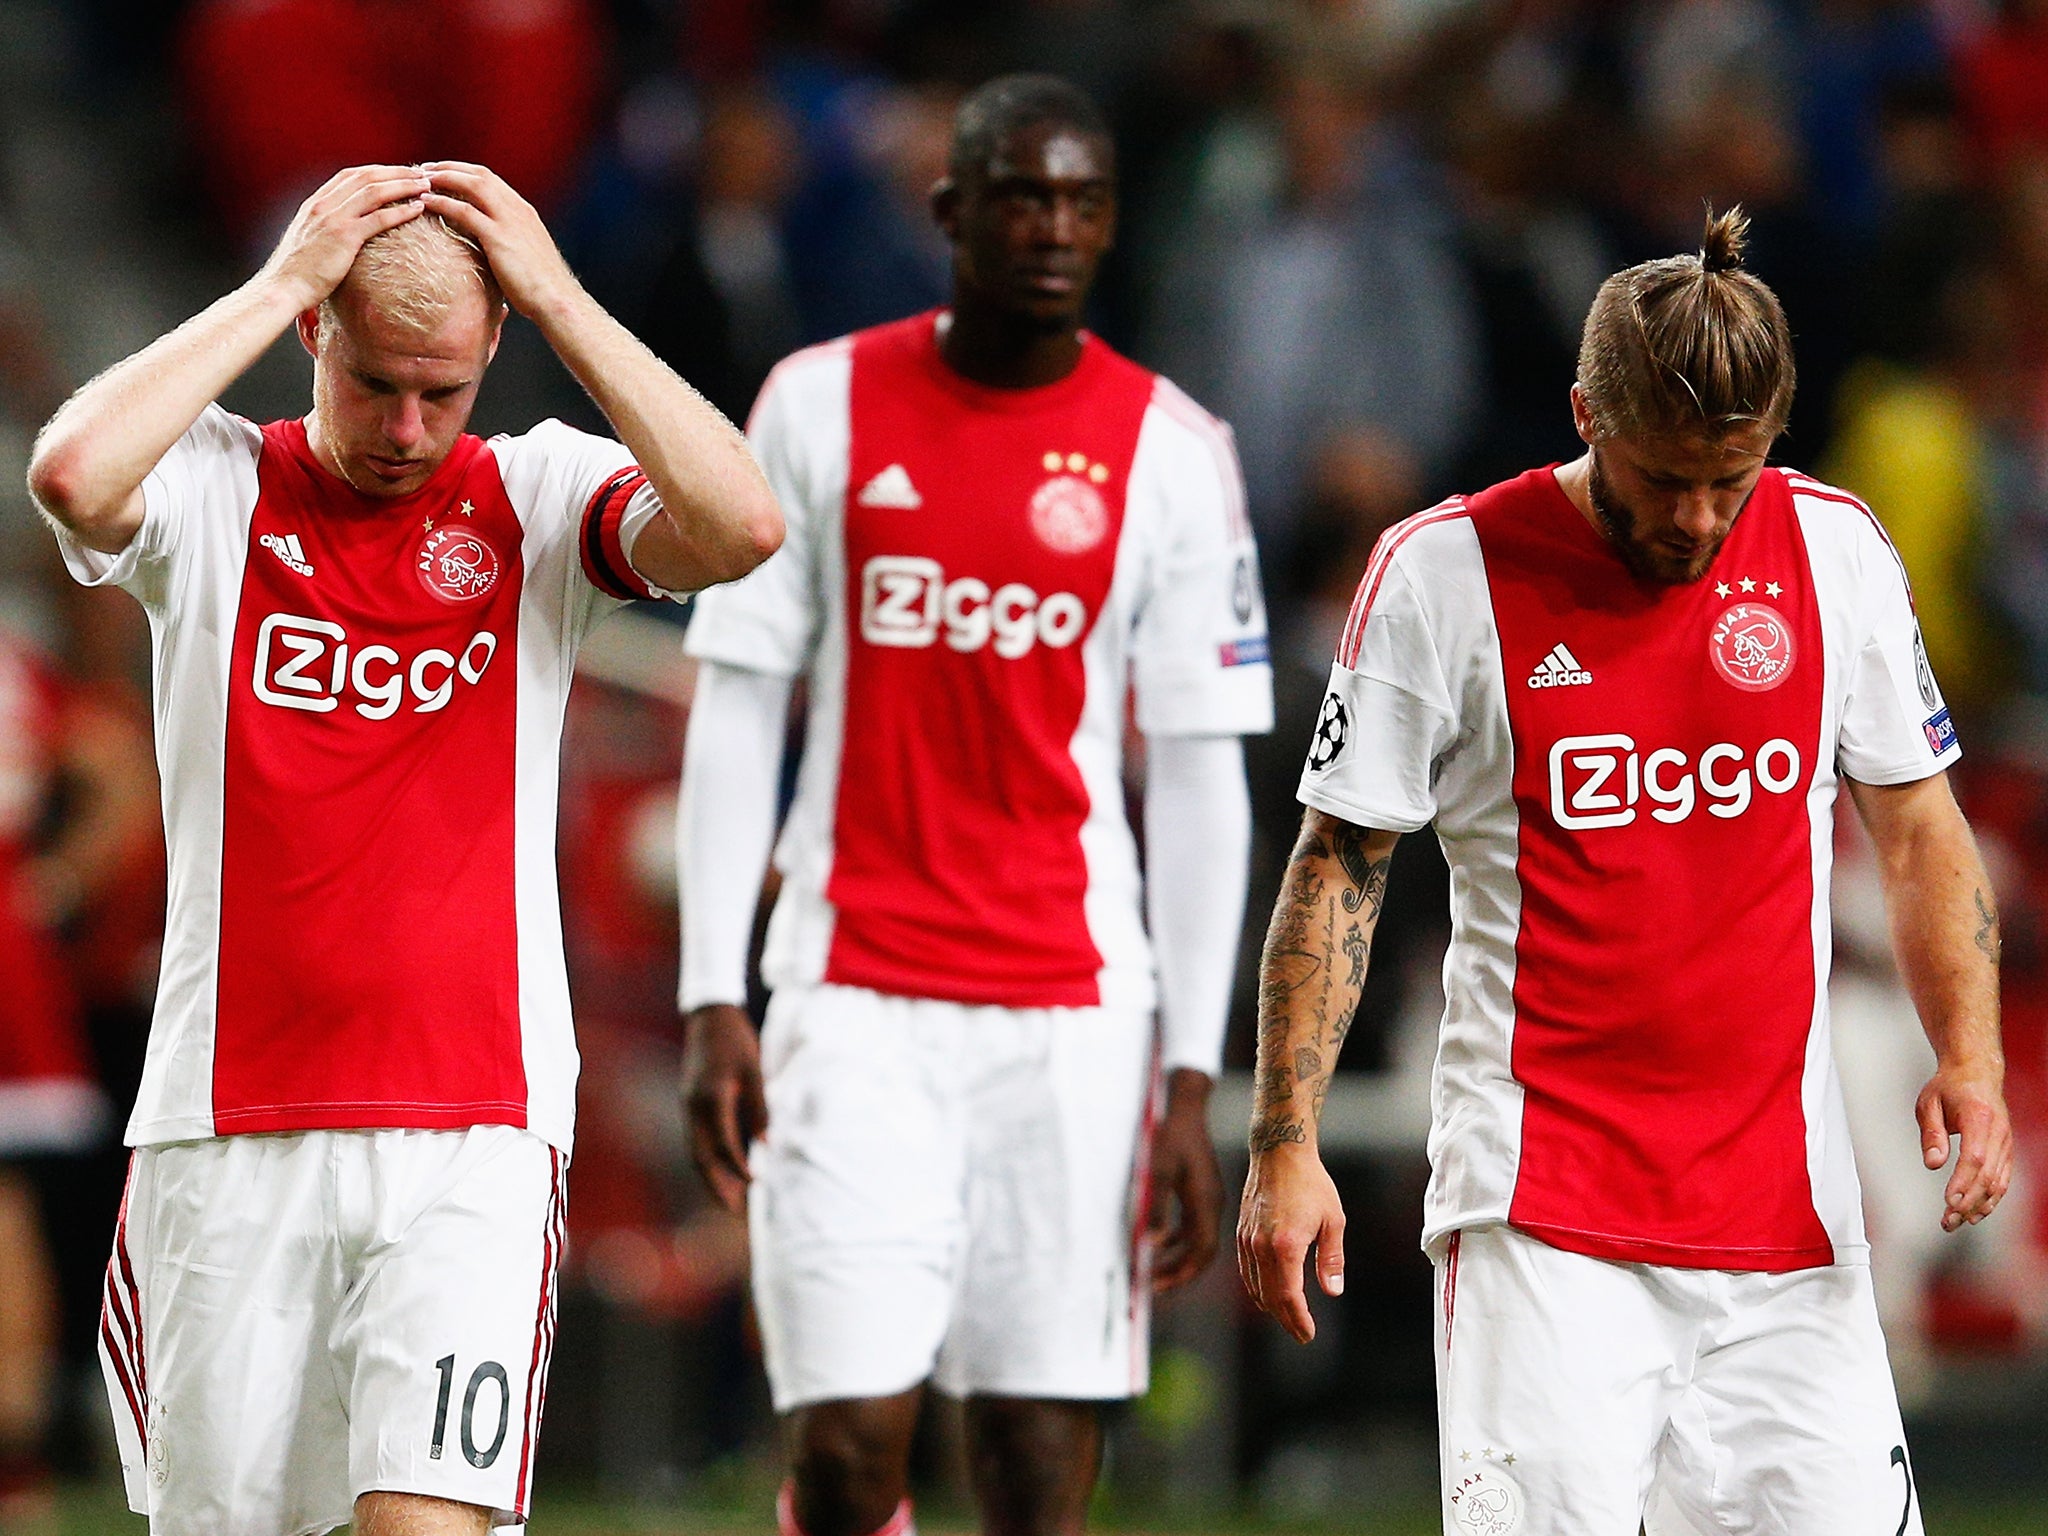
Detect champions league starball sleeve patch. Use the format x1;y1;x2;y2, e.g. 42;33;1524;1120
1307;691;1350;773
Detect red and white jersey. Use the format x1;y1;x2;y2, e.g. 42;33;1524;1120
57;405;674;1152
1304;466;1959;1272
686;312;1273;1011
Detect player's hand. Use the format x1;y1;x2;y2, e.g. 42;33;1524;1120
1149;1069;1223;1291
256;164;432;314
420;162;580;319
1237;1142;1344;1343
1917;1059;2013;1232
682;1003;768;1215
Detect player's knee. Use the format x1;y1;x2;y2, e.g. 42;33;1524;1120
352;1489;493;1536
788;1407;913;1536
967;1399;1099;1536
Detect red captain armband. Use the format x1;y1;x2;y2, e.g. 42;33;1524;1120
580;466;657;600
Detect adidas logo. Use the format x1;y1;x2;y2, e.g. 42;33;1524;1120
857;464;922;510
259;532;314;577
1527;643;1592;689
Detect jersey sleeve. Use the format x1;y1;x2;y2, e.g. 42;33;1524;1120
1297;550;1459;832
50;403;256;608
522;419;680;606
1836;521;1961;784
684;355;828;678
1128;392;1275;737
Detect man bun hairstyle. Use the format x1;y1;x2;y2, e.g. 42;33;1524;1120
1576;206;1795;441
950;73;1112;181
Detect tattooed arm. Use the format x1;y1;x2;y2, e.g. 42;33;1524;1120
1236;808;1399;1342
1847;772;2011;1232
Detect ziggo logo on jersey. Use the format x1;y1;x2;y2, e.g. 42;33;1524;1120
252;613;497;719
860;556;1088;658
1549;733;1803;828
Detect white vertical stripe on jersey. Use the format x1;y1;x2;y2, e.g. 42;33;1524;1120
758;349;855;995
131;409;264;1142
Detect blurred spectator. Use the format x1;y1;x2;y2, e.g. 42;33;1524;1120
1825;264;2015;720
1955;0;2048;176
1795;0;1947;236
1975;151;2048;695
1858;73;1990;366
1146;35;1478;589
782;79;956;343
0;623;158;1521
178;0;606;255
639;82;805;423
1430;21;1613;489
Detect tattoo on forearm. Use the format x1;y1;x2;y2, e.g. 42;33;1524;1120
1342;922;1367;986
1336;825;1390;916
1251;817;1394;1151
1248;1117;1308;1152
1974;888;2000;964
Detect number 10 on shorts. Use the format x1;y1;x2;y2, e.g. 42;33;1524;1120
430;1354;511;1468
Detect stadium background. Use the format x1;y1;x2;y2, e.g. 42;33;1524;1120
1;0;2046;1529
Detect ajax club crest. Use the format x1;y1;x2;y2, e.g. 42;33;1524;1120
1709;602;1795;693
1449;1467;1525;1536
416;526;501;604
1029;457;1111;554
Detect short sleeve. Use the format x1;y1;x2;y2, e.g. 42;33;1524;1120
1129;395;1275;737
1837;535;1960;784
505;420;678;606
1297;556;1458;832
684;353;831;678
52;403;254;607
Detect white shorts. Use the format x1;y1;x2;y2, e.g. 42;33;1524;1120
749;983;1157;1411
99;1127;567;1536
1434;1225;1922;1536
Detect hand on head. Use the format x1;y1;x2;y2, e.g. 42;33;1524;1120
420;162;581;320
260;164;432;314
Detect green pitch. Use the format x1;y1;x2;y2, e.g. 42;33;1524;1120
46;1482;2048;1536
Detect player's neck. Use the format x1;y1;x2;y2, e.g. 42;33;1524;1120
1553;454;1598;531
936;303;1086;390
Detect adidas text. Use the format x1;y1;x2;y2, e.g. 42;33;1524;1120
1528;644;1592;689
260;532;314;577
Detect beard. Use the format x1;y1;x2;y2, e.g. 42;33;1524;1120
1587;451;1727;585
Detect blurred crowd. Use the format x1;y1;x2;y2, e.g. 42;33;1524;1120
7;0;2048;1505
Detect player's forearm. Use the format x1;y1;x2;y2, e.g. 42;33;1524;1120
1248;809;1396;1153
1855;778;2004;1077
28;274;304;547
677;661;795;1010
529;286;781;590
1145;733;1252;1076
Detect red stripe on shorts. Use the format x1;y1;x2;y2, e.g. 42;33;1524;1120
101;1315;146;1443
1442;1230;1462;1360
1126;1028;1163;1393
103;1155;149;1408
514;1149;566;1515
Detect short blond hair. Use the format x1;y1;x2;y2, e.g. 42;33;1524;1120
1577;206;1795;441
319;211;503;340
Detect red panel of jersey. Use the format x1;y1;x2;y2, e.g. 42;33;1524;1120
213;421;525;1132
1473;468;1834;1270
824;318;1158;1005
